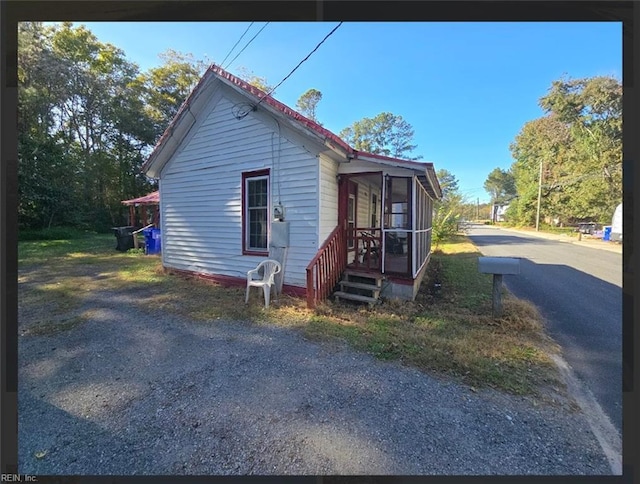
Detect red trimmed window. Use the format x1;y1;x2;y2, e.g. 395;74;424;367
242;169;270;255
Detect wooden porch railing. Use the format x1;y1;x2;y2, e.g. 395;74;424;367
349;227;382;271
306;225;346;308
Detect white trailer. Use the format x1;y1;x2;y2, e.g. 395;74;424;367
611;203;622;242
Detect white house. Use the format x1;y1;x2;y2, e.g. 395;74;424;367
142;65;442;307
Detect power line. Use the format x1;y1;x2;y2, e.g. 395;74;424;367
253;22;343;109
220;22;254;68
224;22;270;70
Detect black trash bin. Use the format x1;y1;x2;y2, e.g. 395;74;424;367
113;226;136;251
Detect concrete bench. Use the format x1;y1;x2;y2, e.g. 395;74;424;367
478;257;521;317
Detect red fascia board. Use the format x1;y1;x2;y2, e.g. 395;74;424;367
143;63;436;178
121;191;160;205
210;65;354;155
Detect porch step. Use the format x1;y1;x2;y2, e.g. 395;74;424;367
343;269;383;284
339;281;382;293
333;291;379;305
335;269;383;306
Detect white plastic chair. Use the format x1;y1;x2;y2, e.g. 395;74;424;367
245;259;282;308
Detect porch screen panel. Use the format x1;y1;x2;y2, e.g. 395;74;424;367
383;176;411;275
413;178;432;276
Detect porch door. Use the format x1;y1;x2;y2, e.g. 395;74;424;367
338;178;358;261
383;176;412;275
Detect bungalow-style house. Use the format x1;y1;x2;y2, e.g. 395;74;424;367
142;65;442;307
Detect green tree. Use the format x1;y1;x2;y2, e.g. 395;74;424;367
339;112;421;160
508;115;571;225
508;75;621;226
484;168;516;203
296;88;323;123
436;168;459;200
18;22;80;229
18;22;160;230
539;75;621;218
236;66;274;93
137;49;208;141
483;167;517;222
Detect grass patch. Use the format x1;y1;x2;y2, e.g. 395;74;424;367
18;233;563;397
19;234;116;265
18;226;103;241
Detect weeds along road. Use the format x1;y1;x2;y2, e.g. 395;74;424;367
465;224;622;435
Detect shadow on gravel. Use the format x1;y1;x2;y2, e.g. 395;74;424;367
18;391;157;475
18;270;613;475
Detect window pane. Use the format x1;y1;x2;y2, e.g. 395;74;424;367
248;178;268;208
384;177;411;229
245;174;269;251
249;208;267;249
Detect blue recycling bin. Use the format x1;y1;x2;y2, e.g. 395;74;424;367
143;228;161;255
603;225;612;241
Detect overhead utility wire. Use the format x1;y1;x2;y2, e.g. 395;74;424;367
219;22;255;68
223;22;270;70
253;22;343;109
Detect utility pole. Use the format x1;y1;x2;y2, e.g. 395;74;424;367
535;160;543;231
477;198;479;220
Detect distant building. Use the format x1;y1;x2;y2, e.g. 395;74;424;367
492;203;509;222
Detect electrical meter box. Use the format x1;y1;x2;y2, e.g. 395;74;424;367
270;221;290;248
273;204;285;221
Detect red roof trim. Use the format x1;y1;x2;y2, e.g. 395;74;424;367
142;64;438;187
210;65;354;154
121;191;159;205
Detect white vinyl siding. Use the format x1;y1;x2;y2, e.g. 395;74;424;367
159;86;320;287
318;154;339;245
356;183;369;229
347;176;382;230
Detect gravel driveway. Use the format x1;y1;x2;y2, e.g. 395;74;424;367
18;269;612;475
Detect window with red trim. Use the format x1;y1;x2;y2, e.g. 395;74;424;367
242;169;270;254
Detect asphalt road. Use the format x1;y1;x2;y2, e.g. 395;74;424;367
465;224;622;434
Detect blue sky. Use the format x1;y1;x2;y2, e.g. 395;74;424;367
76;21;621;203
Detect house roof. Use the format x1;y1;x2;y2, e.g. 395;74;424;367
121;191;159;206
142;64;442;199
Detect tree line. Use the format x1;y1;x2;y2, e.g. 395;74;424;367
18;22;209;231
483;75;622;227
19;22;426;232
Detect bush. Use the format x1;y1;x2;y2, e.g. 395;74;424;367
432;207;459;247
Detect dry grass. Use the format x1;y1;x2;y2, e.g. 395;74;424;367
18;233;565;397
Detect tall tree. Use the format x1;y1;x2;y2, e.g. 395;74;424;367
18;22;71;228
236;66;274;93
539;75;622;212
339;112;421;160
484;168;517;222
136;49;208;141
483;168;517;203
17;22;165;230
508;75;621;226
296;88;322;123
